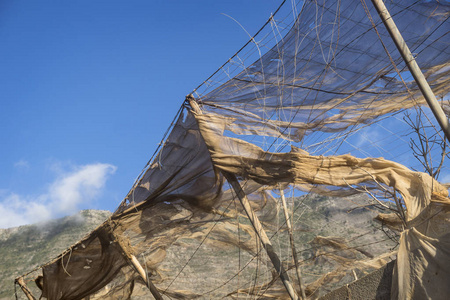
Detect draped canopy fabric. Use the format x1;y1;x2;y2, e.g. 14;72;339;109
21;1;449;299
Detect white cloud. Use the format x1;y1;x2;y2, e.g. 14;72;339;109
49;163;117;214
14;159;30;170
0;193;51;228
0;163;116;228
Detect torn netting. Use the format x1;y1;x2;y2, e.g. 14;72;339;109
24;1;449;299
198;0;449;142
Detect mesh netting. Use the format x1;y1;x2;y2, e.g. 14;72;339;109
18;1;449;299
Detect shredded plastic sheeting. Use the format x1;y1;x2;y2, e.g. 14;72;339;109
19;1;449;299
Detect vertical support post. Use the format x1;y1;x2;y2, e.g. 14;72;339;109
15;277;36;300
371;0;450;142
112;234;163;300
280;188;307;300
224;171;299;300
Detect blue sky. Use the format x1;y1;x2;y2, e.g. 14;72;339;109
1;1;448;228
0;1;281;228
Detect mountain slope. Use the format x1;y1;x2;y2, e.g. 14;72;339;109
3;194;397;299
0;210;111;299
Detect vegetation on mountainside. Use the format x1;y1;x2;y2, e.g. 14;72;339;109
0;210;110;299
3;194;397;299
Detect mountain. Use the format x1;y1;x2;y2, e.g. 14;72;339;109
2;194;397;299
0;210;111;299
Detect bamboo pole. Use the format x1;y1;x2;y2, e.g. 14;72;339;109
280;188;307;300
371;0;450;142
15;277;36;300
223;171;299;300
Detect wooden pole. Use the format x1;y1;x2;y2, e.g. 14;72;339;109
187;95;298;299
280;188;307;300
186;95;298;300
223;171;299;300
112;234;163;300
15;277;36;300
129;254;163;300
371;0;450;142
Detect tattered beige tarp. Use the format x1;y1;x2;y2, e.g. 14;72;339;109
195;110;450;299
20;1;449;299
